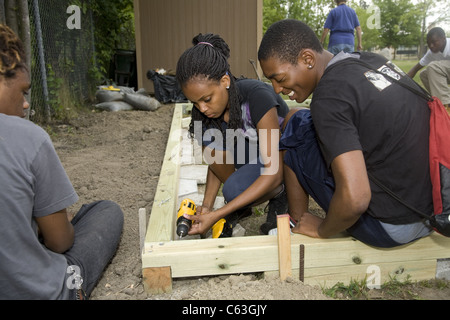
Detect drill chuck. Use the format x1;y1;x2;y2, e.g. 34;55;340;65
176;216;192;238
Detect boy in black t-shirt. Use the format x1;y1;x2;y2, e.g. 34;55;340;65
258;19;433;248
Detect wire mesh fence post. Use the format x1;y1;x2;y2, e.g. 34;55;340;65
27;0;99;122
31;0;50;121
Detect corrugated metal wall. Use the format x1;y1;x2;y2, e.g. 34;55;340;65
134;0;263;94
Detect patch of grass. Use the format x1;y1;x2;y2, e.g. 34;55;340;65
380;274;414;298
322;278;370;300
392;59;423;87
323;275;450;300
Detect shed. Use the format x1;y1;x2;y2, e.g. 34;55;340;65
133;0;263;94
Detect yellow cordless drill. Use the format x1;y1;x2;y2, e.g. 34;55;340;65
176;199;233;239
176;199;196;239
212;218;233;239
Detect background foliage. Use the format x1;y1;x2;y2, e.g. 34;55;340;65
264;0;449;53
1;0;449;121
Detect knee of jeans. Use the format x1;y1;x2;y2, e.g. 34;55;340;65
222;178;243;203
99;200;124;226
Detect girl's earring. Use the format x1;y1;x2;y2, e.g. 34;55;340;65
308;65;313;69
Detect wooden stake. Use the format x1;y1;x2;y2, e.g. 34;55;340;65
277;214;292;281
139;208;147;255
142;267;172;294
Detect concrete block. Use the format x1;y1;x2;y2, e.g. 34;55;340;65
436;258;450;280
178;179;198;197
180;165;208;184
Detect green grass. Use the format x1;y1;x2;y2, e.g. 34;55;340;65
322;276;450;300
392;59;423;87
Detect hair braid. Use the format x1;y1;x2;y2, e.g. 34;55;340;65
176;33;242;138
0;24;27;79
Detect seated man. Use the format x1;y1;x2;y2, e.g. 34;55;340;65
408;27;450;109
258;19;433;248
0;24;123;300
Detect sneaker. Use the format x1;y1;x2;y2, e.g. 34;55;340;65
267;217;297;236
226;207;253;227
259;186;288;235
268;228;294;236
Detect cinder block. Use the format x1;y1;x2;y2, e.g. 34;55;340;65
436;258;450;280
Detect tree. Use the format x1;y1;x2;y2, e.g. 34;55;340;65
263;0;287;33
89;0;135;77
1;0;30;68
263;0;332;37
286;0;331;37
374;0;421;56
355;0;381;51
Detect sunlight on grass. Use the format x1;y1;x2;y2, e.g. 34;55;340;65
392;59;423;87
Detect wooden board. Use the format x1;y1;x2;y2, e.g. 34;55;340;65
145;105;183;242
142;103;450;293
277;215;292;281
143;231;450;288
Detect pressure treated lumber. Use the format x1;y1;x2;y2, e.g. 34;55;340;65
142;103;450;294
142;267;172;294
139;208;147;255
277;215;292;281
142;232;450;288
145;105;183;243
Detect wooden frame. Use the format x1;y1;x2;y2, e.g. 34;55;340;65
141;103;450;294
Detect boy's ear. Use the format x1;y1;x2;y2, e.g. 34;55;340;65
298;49;316;69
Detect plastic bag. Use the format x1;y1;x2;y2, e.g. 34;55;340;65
96;90;123;103
123;93;161;111
95;101;134;112
147;70;187;104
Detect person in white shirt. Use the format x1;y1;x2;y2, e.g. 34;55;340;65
408;27;450;108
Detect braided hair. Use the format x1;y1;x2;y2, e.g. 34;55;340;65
0;24;27;79
176;33;242;138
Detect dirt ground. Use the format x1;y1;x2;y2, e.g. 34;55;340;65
49;104;450;301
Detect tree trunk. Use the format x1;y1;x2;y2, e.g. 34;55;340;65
0;0;6;24
18;0;30;70
5;0;19;34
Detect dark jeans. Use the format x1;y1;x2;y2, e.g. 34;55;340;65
281;109;401;248
222;161;264;203
202;121;266;204
347;213;401;248
61;200;124;299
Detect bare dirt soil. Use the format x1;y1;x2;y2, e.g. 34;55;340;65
49;104;450;301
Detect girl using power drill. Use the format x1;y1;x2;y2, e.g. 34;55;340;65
176;33;289;236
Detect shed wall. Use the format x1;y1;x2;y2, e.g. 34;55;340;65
134;0;263;94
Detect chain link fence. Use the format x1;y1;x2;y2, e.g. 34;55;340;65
28;0;97;122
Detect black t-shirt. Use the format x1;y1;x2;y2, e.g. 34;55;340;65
311;52;433;224
201;79;289;166
236;78;289;129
